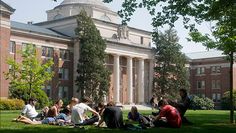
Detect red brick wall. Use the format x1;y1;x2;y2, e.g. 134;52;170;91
189;58;231;108
0;17;11;98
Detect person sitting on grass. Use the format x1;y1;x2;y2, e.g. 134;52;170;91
97;101;124;129
127;106;154;129
66;97;79;112
47;99;63;118
168;89;192;124
127;106;141;122
21;98;40;120
71;97;101;127
12;98;48;122
153;99;182;128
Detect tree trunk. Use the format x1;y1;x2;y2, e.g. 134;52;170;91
229;51;235;123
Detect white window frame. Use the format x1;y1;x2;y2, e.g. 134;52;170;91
197;80;205;89
9;41;16;54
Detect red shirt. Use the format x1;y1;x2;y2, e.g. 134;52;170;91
159;105;182;128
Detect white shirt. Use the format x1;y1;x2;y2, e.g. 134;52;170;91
21;104;38;118
71;103;93;124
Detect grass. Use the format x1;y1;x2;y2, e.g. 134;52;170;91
0;110;236;133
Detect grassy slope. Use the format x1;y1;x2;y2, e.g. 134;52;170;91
0;110;235;133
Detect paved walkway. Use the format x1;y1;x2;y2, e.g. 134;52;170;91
121;104;154;110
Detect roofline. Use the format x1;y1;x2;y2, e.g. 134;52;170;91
35;15;152;35
11;28;72;42
0;0;15;14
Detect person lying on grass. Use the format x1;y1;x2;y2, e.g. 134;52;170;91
12;107;71;125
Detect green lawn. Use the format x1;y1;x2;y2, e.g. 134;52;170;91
0;110;235;133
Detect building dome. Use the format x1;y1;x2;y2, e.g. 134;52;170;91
57;0;109;10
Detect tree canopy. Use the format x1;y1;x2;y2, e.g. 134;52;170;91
5;44;53;107
153;28;189;100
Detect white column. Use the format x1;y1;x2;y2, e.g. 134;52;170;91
73;39;80;98
149;59;154;101
113;54;120;104
138;58;145;104
127;56;133;104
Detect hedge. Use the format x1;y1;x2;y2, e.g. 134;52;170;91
0;99;25;110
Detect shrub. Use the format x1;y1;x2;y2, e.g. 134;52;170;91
221;91;236;110
31;88;49;109
0;99;24;110
190;95;214;110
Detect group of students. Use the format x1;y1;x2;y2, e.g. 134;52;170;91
13;97;124;128
13;89;191;129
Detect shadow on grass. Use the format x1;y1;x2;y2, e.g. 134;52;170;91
1;110;235;133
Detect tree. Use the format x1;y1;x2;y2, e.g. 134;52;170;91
104;0;236;123
153;28;189;100
221;91;236;110
75;10;110;103
5;44;54;107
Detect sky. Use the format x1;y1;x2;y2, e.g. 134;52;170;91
3;0;210;53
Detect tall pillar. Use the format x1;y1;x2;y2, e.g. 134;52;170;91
113;54;120;104
127;56;133;104
73;39;80;98
138;58;145;104
149;59;154;101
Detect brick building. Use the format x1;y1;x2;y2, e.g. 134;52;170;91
186;51;236;108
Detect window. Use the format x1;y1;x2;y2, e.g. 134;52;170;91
42;46;54;57
9;41;16;53
22;43;35;53
212;93;216;102
212;93;221;102
211;66;221;74
58;86;68;99
59;49;70;60
196;67;205;75
44;86;51;97
212;80;221;89
197;80;205;89
140;36;144;44
217;93;221;102
58;68;69;80
197;93;205;98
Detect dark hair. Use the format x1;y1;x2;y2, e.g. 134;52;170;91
158;99;168;107
179;89;187;96
81;97;92;103
98;102;105;109
107;101;115;106
29;98;37;102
